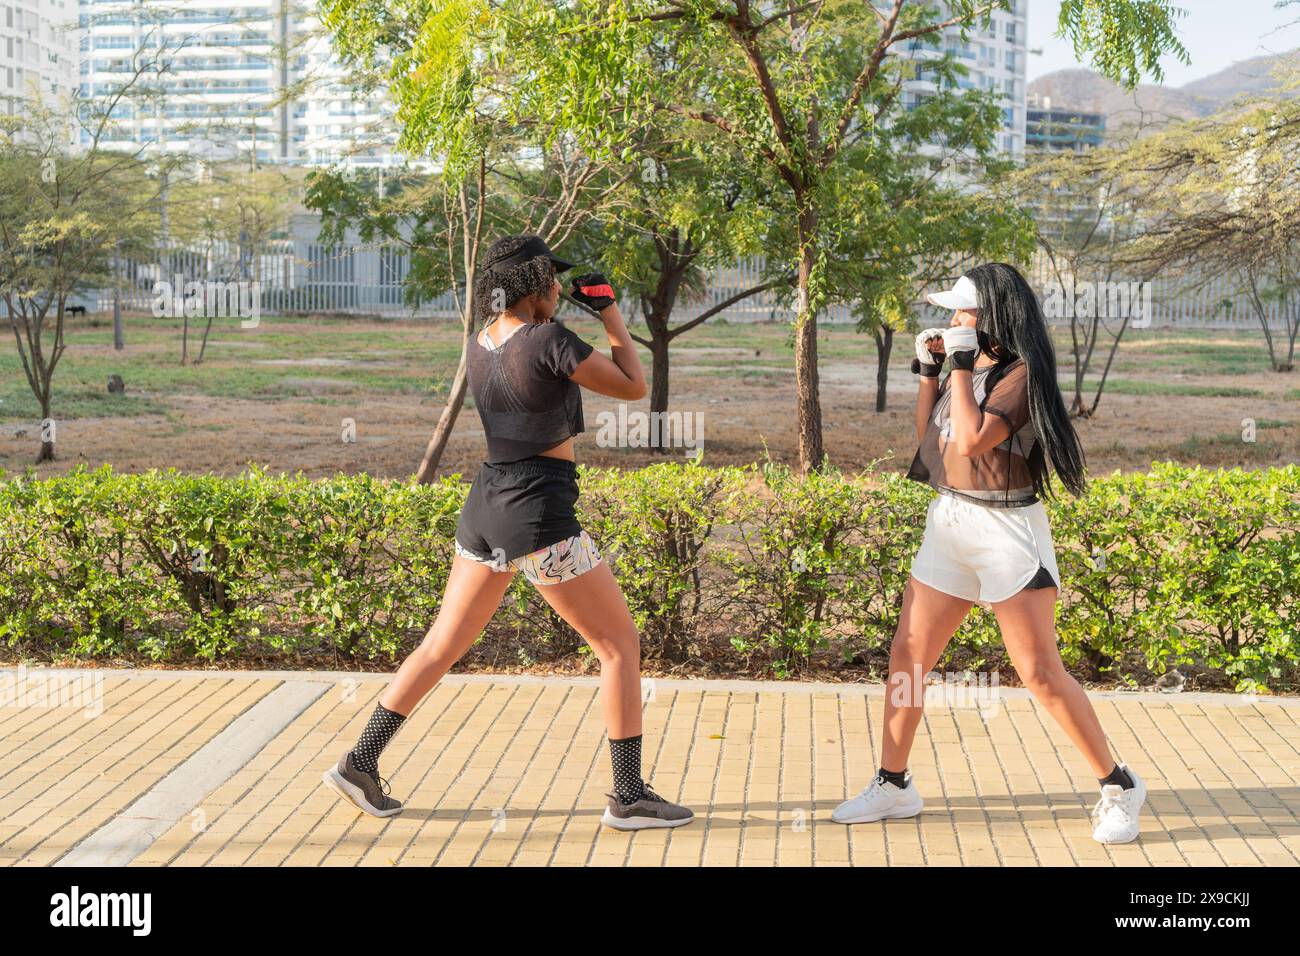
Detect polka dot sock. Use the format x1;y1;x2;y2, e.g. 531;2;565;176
609;734;647;805
350;703;406;776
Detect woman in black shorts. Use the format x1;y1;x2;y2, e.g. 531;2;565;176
322;235;693;831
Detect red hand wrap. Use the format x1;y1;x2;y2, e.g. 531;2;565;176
579;284;615;299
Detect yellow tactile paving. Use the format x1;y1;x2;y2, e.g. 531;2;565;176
3;672;1299;866
0;675;279;866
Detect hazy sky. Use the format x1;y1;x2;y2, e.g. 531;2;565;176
1026;0;1300;86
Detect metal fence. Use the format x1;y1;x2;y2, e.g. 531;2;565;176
95;239;1292;331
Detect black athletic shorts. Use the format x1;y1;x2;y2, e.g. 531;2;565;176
455;456;585;564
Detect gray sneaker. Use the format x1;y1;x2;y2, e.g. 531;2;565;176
321;751;403;818
600;785;694;831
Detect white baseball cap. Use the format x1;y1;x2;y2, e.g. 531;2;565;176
926;274;980;311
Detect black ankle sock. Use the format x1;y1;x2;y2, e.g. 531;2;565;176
878;767;908;789
609;734;647;805
351;703;406;776
1099;764;1134;791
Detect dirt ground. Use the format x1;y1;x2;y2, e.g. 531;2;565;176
2;320;1296;479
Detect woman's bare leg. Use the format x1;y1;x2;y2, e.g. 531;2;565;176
380;556;516;715
533;560;693;826
531;561;641;738
880;578;974;772
991;586;1116;777
322;556;515;816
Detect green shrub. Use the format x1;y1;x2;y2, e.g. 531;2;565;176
577;459;748;663
279;472;463;660
0;462;1295;691
722;463;888;677
1145;464;1299;693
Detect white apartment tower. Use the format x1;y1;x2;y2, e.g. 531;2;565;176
73;1;1028;165
1;0;78;113
76;0;403;165
895;0;1029;158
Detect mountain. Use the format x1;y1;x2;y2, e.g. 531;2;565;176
1181;50;1300;103
1028;50;1300;126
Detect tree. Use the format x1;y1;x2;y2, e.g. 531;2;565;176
571;131;793;448
1110;90;1300;372
0;87;166;462
852;196;1032;414
488;0;1187;470
810;82;1033;412
320;0;636;480
324;2;791;456
167;162;302;364
1008;116;1166;417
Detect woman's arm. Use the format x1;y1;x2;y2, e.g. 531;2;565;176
568;302;648;401
915;376;940;444
913;329;946;443
946;369;1011;457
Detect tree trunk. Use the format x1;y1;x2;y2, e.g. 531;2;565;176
416;162;485;481
648;330;671;454
1069;314;1086;416
874;326;893;413
415;315;473;483
794;202;822;471
1286;293;1299;370
1246;269;1288;372
196;312;217;364
113;241;124;351
37;398;54;462
1088;314;1131;416
1278;292;1297;372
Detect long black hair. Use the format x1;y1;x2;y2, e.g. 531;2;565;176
964;262;1087;498
472;235;556;327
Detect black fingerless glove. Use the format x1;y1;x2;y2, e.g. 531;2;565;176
570;273;616;311
911;356;944;378
947;349;977;372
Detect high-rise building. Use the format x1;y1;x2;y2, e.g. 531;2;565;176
291;16;403;167
895;0;1028;158
0;0;78;115
76;0;405;165
1026;94;1106;152
73;2;1029;166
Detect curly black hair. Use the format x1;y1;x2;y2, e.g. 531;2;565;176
472;235;556;327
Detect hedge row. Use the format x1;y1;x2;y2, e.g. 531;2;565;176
0;462;1296;691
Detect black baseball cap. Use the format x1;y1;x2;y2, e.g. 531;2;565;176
483;235;575;273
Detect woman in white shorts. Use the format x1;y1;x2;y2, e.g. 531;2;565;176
833;263;1146;845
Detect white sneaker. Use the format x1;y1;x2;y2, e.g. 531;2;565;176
1091;764;1146;844
832;773;924;824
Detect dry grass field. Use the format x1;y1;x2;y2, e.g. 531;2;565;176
2;312;1295;479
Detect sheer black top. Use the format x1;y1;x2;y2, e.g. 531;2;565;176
906;358;1040;508
467;320;595;463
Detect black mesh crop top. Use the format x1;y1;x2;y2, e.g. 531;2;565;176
906;358;1041;508
467;319;595;463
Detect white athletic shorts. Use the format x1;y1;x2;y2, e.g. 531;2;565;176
909;492;1060;607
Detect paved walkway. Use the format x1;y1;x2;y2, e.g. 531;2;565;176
3;669;1299;867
